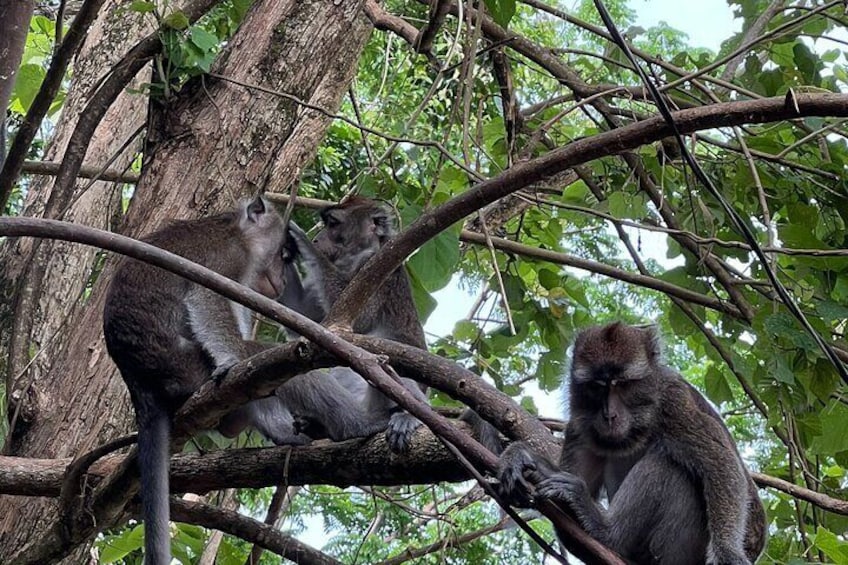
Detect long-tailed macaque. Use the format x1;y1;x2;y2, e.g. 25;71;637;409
498;323;766;564
280;197;505;454
279;198;429;452
104;197;289;563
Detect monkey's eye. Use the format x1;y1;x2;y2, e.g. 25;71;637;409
325;216;341;228
587;380;607;393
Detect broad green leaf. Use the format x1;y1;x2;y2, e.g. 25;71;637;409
406;228;460;292
768;355;795;385
10;64;46;114
190;26;219;52
483;0;516;29
162;11;190;30
810;402;848;455
129;1;156;13
704;365;733;405
812;526;848;564
453;320;479;343
99;524;144;562
406;266;438;323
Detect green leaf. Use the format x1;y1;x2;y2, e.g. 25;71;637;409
812;526;848;564
768;355;795;385
763;312;817;351
10;64;46;114
129;0;156;13
538;268;560;290
405;207;460;292
704;365;733;405
162;10;190;30
483;0;516;29
817;300;848;323
810;402;848;455
536;350;565;391
98;524;144;562
453;320;479;343
190;26;219;52
406;266;438;323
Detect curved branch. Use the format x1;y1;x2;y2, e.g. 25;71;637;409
327;92;848;327
169;498;343;565
0;0;108;210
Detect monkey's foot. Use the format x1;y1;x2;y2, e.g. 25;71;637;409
386;412;422;453
268;432;313;447
496;443;539;508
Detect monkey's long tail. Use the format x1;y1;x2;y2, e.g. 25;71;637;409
137;402;172;565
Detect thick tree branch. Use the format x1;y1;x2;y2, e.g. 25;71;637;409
3;447;847;517
327;92;848;328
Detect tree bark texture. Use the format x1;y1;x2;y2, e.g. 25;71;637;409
0;0;372;559
0;0;156;439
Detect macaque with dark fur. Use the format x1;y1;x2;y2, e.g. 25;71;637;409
280;198;429;452
498;322;765;564
103;197;385;564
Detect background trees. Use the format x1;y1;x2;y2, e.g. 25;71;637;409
1;0;848;563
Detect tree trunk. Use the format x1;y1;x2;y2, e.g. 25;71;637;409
0;0;372;560
0;0;155;447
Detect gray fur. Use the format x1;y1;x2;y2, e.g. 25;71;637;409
103;196;289;564
219;367;390;444
281;198;501;454
497;322;766;564
281;199;430;453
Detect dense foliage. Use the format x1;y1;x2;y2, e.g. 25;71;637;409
5;0;848;562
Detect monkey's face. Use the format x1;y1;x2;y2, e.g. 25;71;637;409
314;201;395;266
569;323;662;455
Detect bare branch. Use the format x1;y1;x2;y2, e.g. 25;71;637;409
169;498;344;565
0;0;108;210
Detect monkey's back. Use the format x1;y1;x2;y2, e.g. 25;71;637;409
103;214;246;411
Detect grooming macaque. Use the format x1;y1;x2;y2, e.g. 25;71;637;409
104;197;382;563
282;197;504;454
498;323;765;564
281;198;429;452
104;196;290;563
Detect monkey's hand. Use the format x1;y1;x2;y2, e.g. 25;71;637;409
386;412;422;453
285;222;310;255
496;442;544;508
535;471;591;507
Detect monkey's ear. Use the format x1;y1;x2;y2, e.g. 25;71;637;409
246;196;268;223
320;207;343;227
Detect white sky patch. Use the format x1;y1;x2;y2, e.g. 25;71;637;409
633;0;738;52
